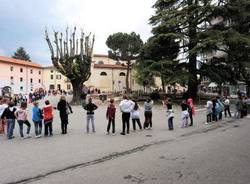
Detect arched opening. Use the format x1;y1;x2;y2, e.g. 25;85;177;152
119;72;126;76
100;72;107;76
98;61;104;64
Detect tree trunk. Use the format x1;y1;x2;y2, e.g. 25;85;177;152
187;0;198;100
217;83;222;96
71;80;83;105
126;61;131;93
246;81;250;97
161;76;166;93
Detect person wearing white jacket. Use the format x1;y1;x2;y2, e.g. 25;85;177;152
119;95;135;135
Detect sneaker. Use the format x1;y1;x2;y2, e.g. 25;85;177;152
205;122;209;125
106;132;110;135
35;135;41;138
112;133;116;136
49;134;53;137
120;132;125;135
25;134;32;138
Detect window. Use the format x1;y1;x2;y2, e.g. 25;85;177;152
98;61;104;64
50;75;54;80
100;72;107;76
30;78;33;83
49;84;55;90
20;68;23;73
10;76;14;85
30;69;33;74
39;70;41;75
38;79;41;83
56;75;61;80
50;70;54;73
10;66;14;71
20;86;23;91
20;77;23;82
67;84;71;90
119;72;126;76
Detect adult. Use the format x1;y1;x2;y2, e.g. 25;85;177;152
235;96;243;119
119;95;134;135
84;98;98;133
57;96;72;134
144;98;154;129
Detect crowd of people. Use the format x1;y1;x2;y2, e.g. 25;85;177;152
0;93;249;140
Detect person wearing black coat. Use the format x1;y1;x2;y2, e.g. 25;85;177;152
57;96;72;134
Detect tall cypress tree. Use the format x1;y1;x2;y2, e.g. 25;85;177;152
150;0;217;99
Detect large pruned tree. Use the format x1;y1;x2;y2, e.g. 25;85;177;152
45;27;95;104
12;47;30;61
106;32;143;92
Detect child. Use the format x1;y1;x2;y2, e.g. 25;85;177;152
106;99;116;135
43;100;53;136
180;100;189;128
205;99;213;125
1;101;17;139
32;101;43;138
187;98;195;126
165;98;174;130
131;100;142;131
84;98;98;133
144;98;153;129
15;102;31;138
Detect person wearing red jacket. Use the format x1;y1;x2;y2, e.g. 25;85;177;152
43;100;53;136
106;99;116;135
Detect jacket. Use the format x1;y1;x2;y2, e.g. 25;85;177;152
106;104;116;119
32;106;42;122
43;104;53;121
1;107;16;120
84;103;98;114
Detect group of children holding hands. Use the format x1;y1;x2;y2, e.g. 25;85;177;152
5;94;238;140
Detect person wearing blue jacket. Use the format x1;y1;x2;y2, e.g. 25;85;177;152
32;101;43;138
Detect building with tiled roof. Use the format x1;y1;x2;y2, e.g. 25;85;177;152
0;56;43;95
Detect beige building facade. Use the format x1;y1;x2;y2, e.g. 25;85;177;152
43;54;143;92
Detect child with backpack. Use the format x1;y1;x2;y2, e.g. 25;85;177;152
43;100;53;136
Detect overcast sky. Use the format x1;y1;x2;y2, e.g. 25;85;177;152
0;0;155;66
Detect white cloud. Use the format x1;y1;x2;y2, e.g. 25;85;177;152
52;0;155;54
